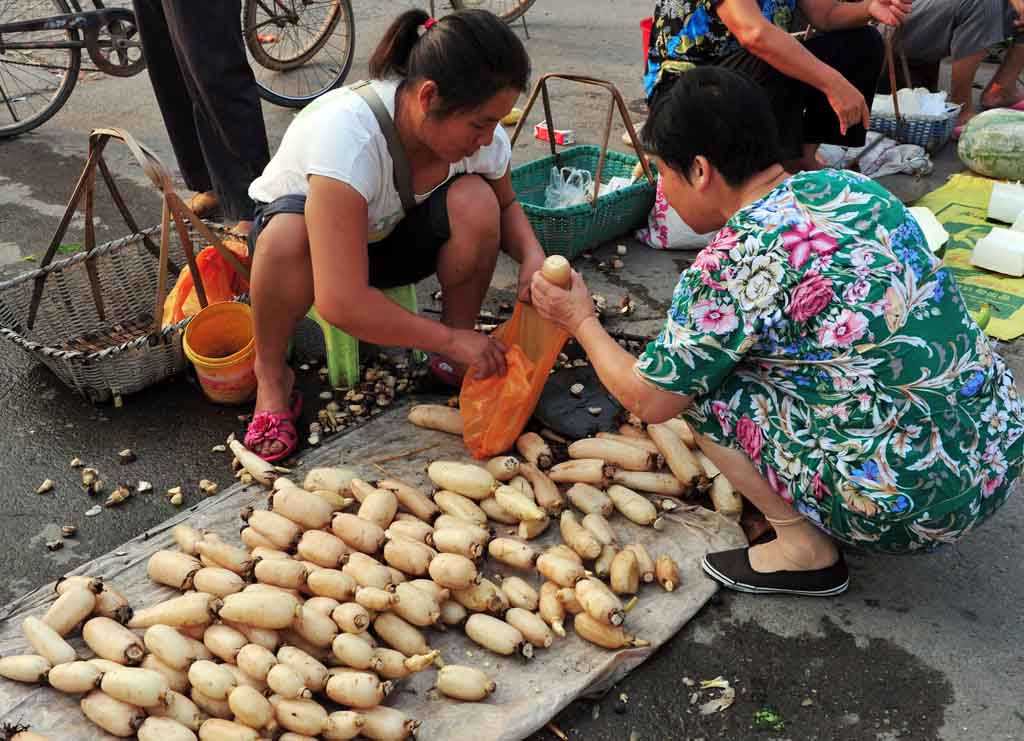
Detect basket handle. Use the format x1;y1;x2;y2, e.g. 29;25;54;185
510;74;655;209
26;128;251;332
883;27;906;124
26;136;111;329
92;127;251;281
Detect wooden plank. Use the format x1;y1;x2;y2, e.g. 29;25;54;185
0;402;745;740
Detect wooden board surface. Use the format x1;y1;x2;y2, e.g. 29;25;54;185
0;403;746;739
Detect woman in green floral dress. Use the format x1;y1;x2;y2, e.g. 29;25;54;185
531;68;1024;596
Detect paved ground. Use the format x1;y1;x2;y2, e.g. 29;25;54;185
1;2;1023;739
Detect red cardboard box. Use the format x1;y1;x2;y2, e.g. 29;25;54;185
533;122;576;146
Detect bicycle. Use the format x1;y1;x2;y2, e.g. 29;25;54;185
439;0;537;24
0;1;142;138
243;0;355;109
0;0;355;138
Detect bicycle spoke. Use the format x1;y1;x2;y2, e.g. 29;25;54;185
248;0;351;106
5;54;64;97
258;0;281;18
0;57;75;73
0;73;21;122
0;0;78;135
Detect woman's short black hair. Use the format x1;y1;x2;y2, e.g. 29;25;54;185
370;9;530;116
641;67;783;187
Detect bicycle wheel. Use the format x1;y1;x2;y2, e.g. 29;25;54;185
0;0;80;138
449;0;537;23
85;0;145;77
243;0;355;109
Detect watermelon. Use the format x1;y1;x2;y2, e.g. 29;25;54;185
958;109;1024;180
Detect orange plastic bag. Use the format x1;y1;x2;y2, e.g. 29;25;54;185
460;301;570;459
162;239;251;326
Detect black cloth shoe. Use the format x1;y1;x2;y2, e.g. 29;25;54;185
701;547;849;597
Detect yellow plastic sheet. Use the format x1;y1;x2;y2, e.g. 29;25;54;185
915;173;1024;340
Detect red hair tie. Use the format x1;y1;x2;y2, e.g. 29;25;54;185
424;17;437;30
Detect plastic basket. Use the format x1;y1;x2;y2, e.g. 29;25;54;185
869;104;961;152
869;27;962;153
512;145;656;258
509;74;657;259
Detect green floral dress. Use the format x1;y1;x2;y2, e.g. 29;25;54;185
636;169;1024;553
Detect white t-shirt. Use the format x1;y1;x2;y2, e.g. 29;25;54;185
248;79;511;243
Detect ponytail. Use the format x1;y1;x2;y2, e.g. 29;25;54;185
369;9;530;116
369;9;430;80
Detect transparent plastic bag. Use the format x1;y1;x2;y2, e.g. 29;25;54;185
544;165;594;209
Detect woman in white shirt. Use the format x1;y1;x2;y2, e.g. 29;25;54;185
243;9;544;461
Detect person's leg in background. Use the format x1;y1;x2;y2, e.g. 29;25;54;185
977;7;1024;110
159;0;270;231
949;0;1022;120
131;0;216;211
901;0;1017;125
951;49;992;123
800;26;885;163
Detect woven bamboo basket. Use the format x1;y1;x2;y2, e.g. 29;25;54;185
0;128;249;403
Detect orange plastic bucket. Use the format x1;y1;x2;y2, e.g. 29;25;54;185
183;301;256;405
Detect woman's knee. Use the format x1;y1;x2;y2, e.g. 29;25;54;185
253;213;310;265
447;175;500;248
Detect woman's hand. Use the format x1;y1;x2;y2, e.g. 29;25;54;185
516;247;547;303
867;0;912;26
530;269;596;334
825;75;870;136
445;329;508;380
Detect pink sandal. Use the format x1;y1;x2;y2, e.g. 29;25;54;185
244;392;303;463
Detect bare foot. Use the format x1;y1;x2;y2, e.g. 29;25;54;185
250;362;296;458
748;526;839;573
980;83;1024;110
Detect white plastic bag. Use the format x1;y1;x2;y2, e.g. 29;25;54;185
635;174;713;250
544;166;593;209
871;88;949;117
586;175;635;201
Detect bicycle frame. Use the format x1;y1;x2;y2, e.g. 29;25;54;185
0;7;141;76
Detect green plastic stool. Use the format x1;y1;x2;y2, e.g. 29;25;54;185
307;283;421;388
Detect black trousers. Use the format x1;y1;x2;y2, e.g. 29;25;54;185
651;27;886;161
132;0;270;220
